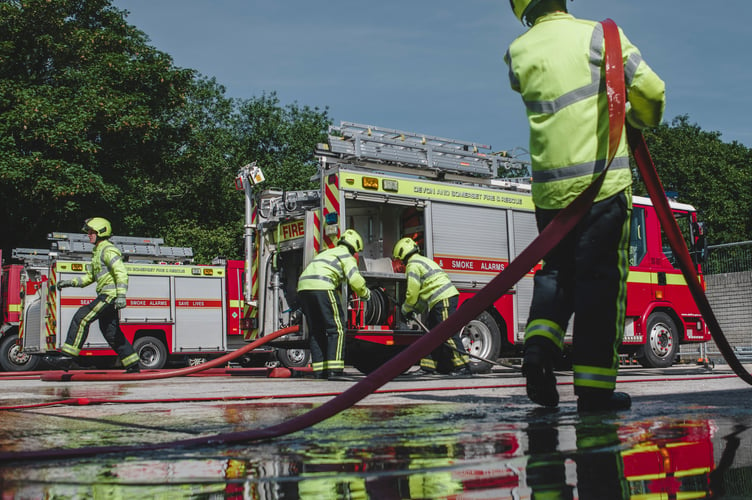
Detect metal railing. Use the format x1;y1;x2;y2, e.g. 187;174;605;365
704;241;752;275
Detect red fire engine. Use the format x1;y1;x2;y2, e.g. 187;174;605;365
12;233;308;371
241;122;710;373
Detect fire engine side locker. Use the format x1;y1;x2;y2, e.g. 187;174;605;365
55;264;143;351
428;201;538;347
31;262;226;359
173;273;226;352
55;263;174;351
510;210;539;342
119;265;227;354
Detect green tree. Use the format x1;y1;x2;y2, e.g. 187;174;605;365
633;115;752;244
131;75;243;262
233;92;330;192
0;0;331;263
0;0;195;252
150;89;331;263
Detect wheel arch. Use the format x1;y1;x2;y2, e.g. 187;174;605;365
132;328;170;353
640;304;684;342
483;306;511;351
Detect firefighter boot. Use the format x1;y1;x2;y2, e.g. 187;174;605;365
43;354;75;372
405;367;436;377
577;391;631;413
522;343;559;407
448;365;473;377
124;363;141;374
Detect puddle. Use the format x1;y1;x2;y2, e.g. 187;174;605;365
1;397;752;498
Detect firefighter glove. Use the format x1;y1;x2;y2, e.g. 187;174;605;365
56;280;75;290
114;296;127;310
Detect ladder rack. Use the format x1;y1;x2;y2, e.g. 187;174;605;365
11;248;51;267
316;121;528;179
46;232;194;263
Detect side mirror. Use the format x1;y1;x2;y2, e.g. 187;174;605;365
692;222;708;264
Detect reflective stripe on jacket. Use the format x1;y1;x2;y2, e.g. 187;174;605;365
72;239;128;298
504;12;665;209
402;254;458;315
297;245;371;299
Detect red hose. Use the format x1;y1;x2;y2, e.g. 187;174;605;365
39;326;298;382
0;373;736;412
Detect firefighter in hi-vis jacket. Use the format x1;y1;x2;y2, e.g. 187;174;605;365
505;0;665;411
44;217;141;373
297;229;371;380
392;237;472;377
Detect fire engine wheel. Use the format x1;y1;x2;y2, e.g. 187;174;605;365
276;348;311;368
637;312;679;368
460;311;501;374
133;336;168;370
0;333;40;372
349;343;405;375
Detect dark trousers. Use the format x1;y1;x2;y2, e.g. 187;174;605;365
299;289;346;376
62;295;139;367
525;190;631;395
421;296;470;373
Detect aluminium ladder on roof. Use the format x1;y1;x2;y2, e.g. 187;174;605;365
44;232;193;263
11;248;51;267
317;121;517;178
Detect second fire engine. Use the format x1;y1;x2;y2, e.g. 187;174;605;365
9;121;710;373
243;122;710;373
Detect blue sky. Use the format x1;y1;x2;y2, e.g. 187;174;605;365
112;0;751;157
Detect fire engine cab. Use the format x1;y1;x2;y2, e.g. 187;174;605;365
0;248;51;371
242;122;710;373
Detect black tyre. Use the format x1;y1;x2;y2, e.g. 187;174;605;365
0;333;40;372
133;336;168;370
460;311;502;374
349;343;404;375
636;312;678;368
276;348;311;368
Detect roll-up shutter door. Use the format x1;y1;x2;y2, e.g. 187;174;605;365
430;202;508;286
511;210;538;338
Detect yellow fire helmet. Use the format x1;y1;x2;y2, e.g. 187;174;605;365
82;217;112;238
510;0;567;26
338;229;364;254
392;237;420;262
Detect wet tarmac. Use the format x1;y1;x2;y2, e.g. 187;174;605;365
1;363;752;499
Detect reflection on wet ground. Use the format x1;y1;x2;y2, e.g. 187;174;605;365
1;372;752;498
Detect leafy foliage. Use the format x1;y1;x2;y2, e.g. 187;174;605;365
0;0;195;248
156;89;330;262
0;0;330;262
633;115;752;244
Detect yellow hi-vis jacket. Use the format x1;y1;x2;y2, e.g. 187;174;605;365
71;239;128;299
402;254;459;316
504;12;666;209
297;245;371;300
